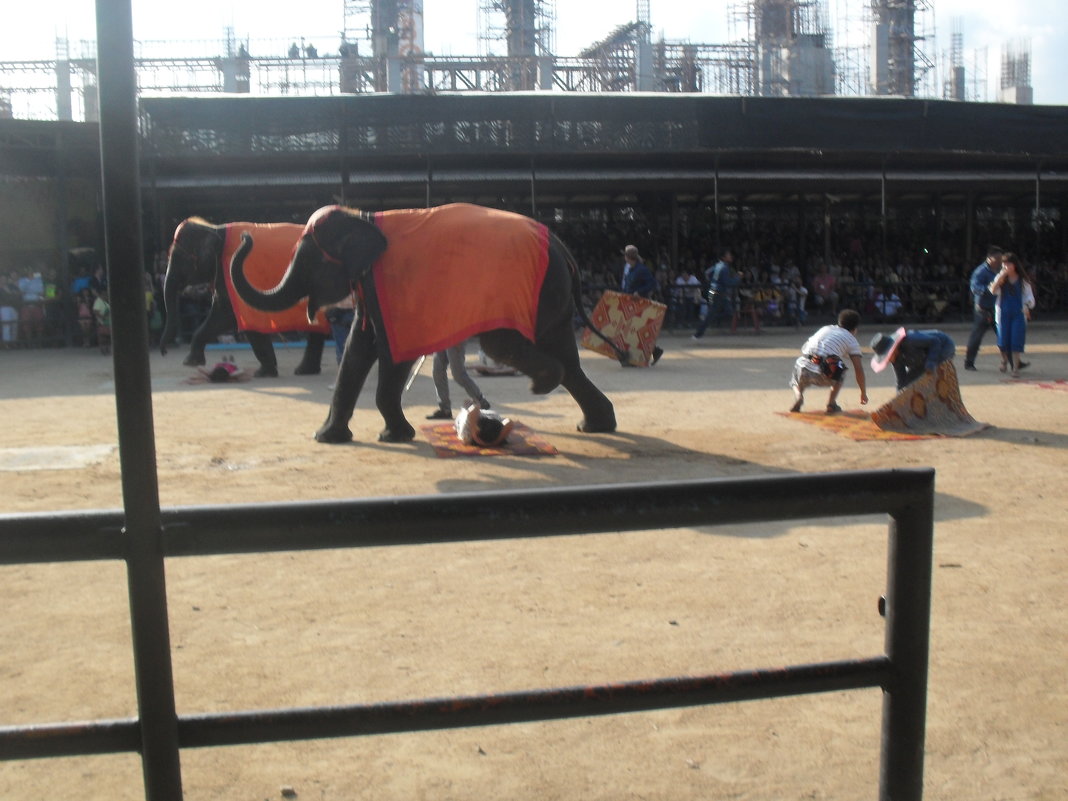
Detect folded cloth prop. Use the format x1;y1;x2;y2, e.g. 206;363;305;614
218;222;330;336
870;361;988;437
581;290;666;367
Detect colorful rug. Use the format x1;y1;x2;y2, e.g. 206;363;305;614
870;361;989;437
776;409;927;441
1004;377;1068;391
581;290;666;367
421;422;558;458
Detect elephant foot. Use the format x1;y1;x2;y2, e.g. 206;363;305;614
378;423;416;443
578;416;617;434
254;365;279;378
529;364;565;395
182;353;206;367
315;424;354;443
294;364;321;376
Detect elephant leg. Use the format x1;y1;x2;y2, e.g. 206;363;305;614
294;333;325;375
374;358;417;443
183;301;233;366
316;326;377;443
246;333;279;377
479;329;565;395
537;322;617;433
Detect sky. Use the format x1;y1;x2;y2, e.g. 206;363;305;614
3;0;1067;105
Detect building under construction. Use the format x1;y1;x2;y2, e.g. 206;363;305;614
0;0;1036;122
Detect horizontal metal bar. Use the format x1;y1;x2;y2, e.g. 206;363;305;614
0;718;140;760
0;657;889;759
0;470;934;565
178;657;892;749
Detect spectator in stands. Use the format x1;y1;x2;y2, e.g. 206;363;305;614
18;269;45;344
0;271;20;348
784;276;808;329
810;263;839;316
673;266;702;324
873;286;903;322
76;289;94;347
92;288;111;355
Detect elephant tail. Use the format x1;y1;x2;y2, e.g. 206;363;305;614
558;234;632;366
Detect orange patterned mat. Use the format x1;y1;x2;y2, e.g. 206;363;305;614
1002;378;1068;391
776;409;927;441
421;422;558;458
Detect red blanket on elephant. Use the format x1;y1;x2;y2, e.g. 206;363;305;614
370;205;550;363
220;223;330;335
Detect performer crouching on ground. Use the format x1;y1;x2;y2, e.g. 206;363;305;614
870;328;956;391
789;309;868;415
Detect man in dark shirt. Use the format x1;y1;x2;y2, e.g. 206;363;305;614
871;328;956;391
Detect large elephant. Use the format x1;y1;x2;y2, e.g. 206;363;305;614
160;217;329;377
229;203;626;443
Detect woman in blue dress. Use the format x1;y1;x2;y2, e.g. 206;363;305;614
988;252;1036;378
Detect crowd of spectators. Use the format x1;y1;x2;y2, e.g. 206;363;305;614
1;209;1065;350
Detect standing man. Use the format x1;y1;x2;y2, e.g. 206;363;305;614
620;244;664;365
789;309;868;414
426;341;491;420
964;246;1016;371
692;248;735;339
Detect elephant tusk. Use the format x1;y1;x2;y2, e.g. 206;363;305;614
403;354;426;392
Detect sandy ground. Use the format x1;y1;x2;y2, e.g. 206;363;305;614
1;320;1066;800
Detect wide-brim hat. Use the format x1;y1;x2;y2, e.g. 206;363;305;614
870;327;906;373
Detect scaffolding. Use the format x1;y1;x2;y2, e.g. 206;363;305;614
0;0;1040;122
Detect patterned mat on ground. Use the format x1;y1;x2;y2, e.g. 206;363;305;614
776;409;927;441
421;422;558;458
581;290;666;367
1003;377;1068;391
870;361;989;437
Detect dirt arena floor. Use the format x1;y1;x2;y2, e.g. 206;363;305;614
1;319;1066;800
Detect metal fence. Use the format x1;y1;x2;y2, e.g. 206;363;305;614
0;470;934;800
0;8;934;799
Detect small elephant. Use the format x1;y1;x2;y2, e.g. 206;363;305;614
160;217;329;377
230;203;626;443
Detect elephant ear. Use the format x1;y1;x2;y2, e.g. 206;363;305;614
338;217;388;281
304;205;387;280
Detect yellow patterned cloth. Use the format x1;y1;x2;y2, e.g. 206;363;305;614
581;290;666;367
870;361;988;437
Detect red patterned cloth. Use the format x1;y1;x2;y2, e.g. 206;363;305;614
581;290;666;367
870;361;988;436
220;223;330;335
369;205;549;363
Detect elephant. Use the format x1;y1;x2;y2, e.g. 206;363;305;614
229;203;627;443
160;217;330;377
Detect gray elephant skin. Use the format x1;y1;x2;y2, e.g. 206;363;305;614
160;217;328;377
229;203;624;443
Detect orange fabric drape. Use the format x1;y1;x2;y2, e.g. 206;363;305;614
369;204;550;363
221;223;330;334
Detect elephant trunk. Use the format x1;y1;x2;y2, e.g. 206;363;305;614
159;261;182;356
229;232;310;313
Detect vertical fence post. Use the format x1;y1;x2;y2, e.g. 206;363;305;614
94;0;183;798
880;481;935;801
